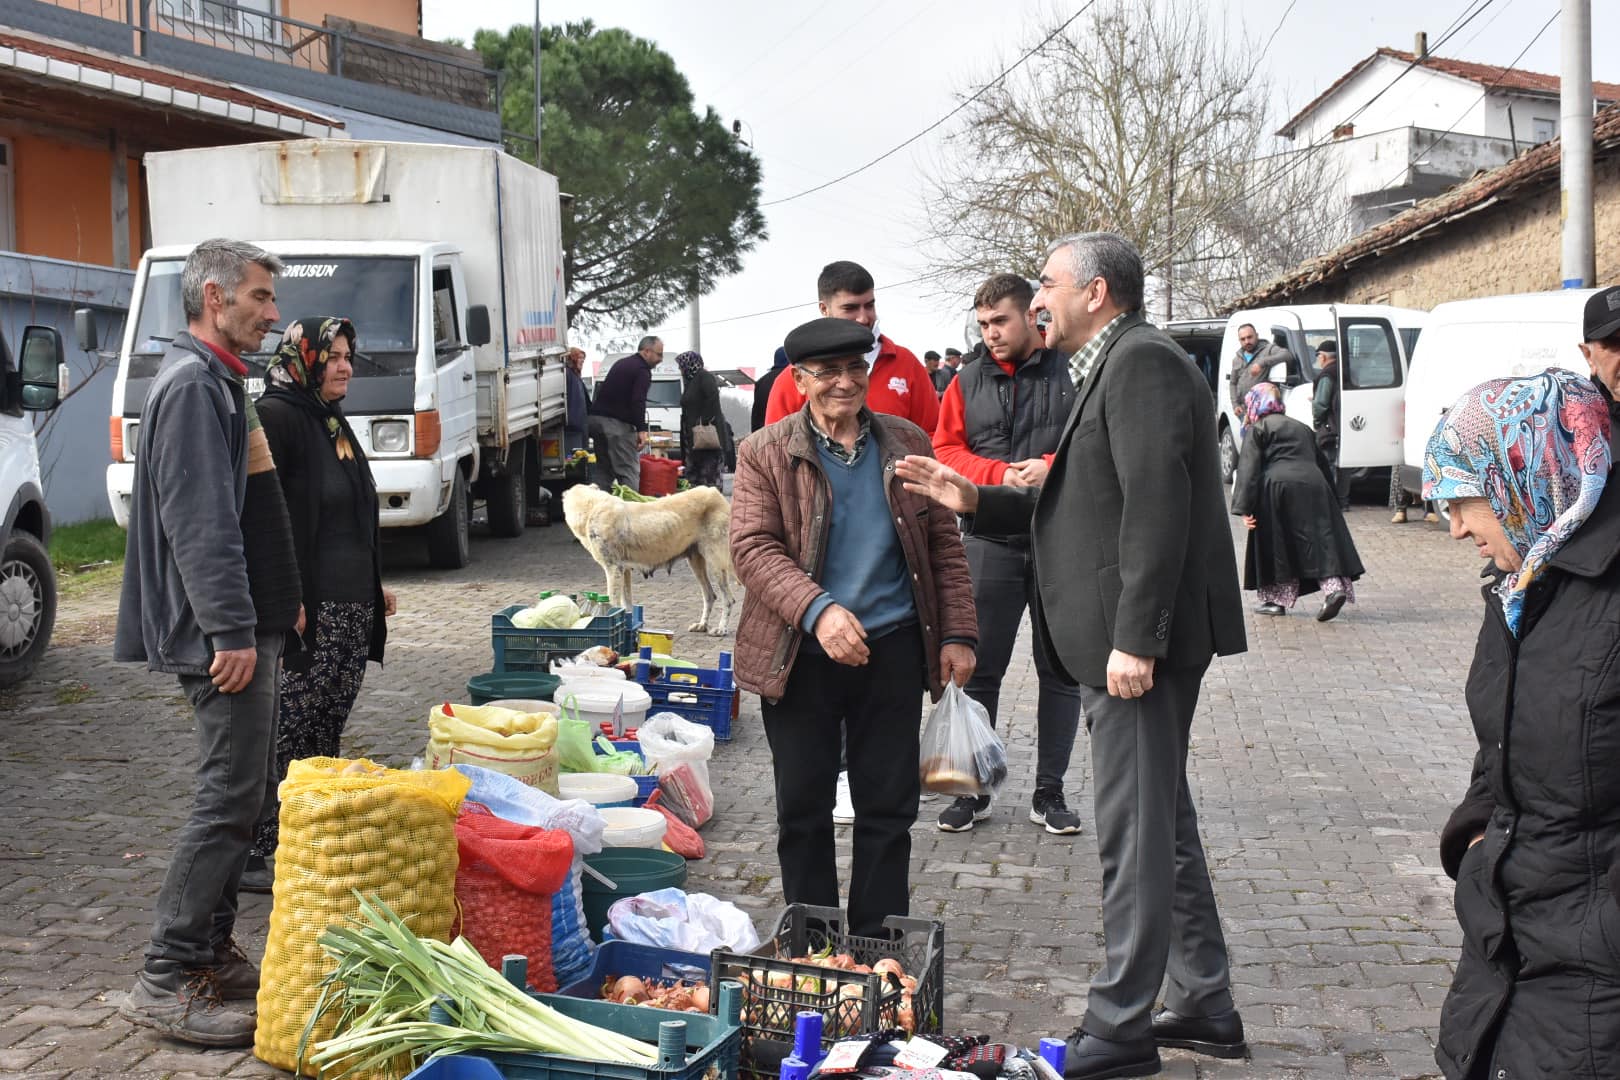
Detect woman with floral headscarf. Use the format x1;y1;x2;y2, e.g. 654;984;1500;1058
1422;368;1620;1080
239;316;394;892
676;350;730;488
1230;382;1364;620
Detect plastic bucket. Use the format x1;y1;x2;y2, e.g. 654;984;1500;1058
549;663;625;682
558;772;640;809
482;699;562;716
556;682;652;734
580;847;688;942
466;670;560;706
599;806;667;849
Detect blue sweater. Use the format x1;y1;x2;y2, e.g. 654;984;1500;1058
800;443;917;639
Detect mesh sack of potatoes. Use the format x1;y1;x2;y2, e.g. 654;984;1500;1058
253;757;470;1076
427;703;560;795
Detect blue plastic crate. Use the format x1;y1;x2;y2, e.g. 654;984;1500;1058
557;940;711;999
591;739;659;807
493;604;644;673
428;958;743;1080
405;1057;506;1080
634;650;735;742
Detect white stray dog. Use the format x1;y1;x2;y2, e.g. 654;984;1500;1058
561;484;735;636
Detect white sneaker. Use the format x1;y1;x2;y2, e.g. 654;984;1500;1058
833;771;855;825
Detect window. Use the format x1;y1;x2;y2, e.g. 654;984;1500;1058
1339;319;1401;390
432;266;461;366
0;139;13;252
1400;327;1423;364
1532;117;1557;144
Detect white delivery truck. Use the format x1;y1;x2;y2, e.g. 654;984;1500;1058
103;139;569;568
1215;304;1429;487
1398;288;1600;502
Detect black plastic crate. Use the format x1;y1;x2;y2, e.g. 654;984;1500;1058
709;904;944;1077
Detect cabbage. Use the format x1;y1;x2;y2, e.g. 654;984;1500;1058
512;595;582;629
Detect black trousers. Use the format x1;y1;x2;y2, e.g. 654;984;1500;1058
761;624;924;937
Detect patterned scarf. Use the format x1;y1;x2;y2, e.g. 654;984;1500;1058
268;315;358;460
1422;368;1611;635
1243;381;1287;435
675;350;704;379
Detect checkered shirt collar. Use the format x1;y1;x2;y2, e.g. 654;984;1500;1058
1067;311;1131;388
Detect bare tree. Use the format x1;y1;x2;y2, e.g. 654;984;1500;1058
921;0;1348;318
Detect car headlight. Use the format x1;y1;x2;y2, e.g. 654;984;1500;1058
370;419;410;453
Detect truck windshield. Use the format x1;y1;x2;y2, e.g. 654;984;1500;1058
128;257;418;379
646;379;683;407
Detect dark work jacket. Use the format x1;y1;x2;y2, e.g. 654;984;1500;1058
958;347;1073;465
1433;478;1620;1080
591;354;652;430
1312;360;1341;448
256;387;387;673
1229;413;1363;592
968;314;1247;686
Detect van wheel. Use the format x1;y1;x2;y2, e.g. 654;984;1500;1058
1218;426;1238;485
486;447;527;539
426;471;471;569
0;531;56;688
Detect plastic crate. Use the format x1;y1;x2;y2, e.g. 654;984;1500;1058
591;739;659;806
404;1056;505;1080
557;939;711;999
710;904;944;1078
492;603;644;673
431;957;744;1080
635;649;735;742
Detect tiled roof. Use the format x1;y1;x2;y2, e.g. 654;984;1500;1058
1278;47;1620;139
1233;102;1620;308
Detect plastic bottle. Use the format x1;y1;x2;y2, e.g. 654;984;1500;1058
778;1011;824;1080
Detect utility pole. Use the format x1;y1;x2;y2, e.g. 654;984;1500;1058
1560;0;1594;288
1165;143;1175;323
688;291;701;353
532;0;543;166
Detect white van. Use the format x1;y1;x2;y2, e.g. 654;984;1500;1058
1216;304;1429;485
1398;289;1600;499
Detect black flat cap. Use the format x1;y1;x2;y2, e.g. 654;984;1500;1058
1585;286;1620;342
784;317;874;365
1317;339;1337;355
944;347;963;357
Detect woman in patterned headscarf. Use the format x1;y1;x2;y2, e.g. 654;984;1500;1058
239;316;394;892
676;349;730;489
1230;382;1364;620
1421;368;1620;1080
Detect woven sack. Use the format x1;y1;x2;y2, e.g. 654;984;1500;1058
428;704;560;795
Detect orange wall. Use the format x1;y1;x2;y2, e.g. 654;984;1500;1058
283;0;419;37
6;131;143;268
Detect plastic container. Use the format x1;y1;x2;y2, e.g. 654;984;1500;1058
580;848;689;942
593;738;659;806
557;939;711;999
712;903;945;1077
404;1056;506;1080
552;664;627;682
492;603;644;672
485;699;563;716
558;683;653;736
639;455;680;496
599;806;668;849
559;773;640;809
467;670;561;706
635;650;735;741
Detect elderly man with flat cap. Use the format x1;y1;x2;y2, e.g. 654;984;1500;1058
729;316;978;936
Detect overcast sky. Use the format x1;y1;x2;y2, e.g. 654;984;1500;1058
420;0;1618;376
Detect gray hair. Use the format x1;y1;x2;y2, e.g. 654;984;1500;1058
637;335;662;353
1043;232;1144;314
181;238;283;320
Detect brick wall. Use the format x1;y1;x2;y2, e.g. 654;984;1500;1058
1282;151;1620;307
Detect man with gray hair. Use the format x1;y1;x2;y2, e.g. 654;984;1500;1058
115;238;303;1046
589;335;662;489
898;232;1248;1078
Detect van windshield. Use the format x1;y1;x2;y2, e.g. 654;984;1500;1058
646;379;683;408
128;257;419;379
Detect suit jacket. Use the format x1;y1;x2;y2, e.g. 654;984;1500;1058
971;313;1247;686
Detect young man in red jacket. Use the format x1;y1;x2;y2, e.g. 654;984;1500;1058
931;273;1082;835
764;261;938;435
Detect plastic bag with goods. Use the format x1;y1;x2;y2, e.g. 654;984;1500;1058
637;712;715;824
644;789;705;858
607;887;760;954
918;682;1008;798
427;702;560;794
254;757;468;1074
454;810;574;991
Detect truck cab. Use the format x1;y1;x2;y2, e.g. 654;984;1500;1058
0;324;67;686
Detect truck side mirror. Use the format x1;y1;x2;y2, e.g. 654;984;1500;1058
1268;361;1288;384
74;307;99;352
19;325;66;412
466;305;492;348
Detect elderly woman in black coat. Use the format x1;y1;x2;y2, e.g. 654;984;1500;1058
1423;368;1620;1080
1230;382;1364;621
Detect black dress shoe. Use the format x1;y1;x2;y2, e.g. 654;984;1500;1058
1316;591;1348;622
1150;1006;1247;1059
1061;1030;1160;1079
1254;602;1286;616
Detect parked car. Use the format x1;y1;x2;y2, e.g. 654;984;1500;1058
1399;288;1600;500
0;323;67;687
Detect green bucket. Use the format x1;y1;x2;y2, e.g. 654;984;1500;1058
580;848;688;943
465;670;561;707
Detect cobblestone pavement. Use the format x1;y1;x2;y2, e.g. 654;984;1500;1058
0;504;1486;1079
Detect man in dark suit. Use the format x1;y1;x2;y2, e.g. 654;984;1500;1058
897;232;1248;1079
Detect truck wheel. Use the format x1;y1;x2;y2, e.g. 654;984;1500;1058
426;470;471;569
0;531;57;688
1219;425;1238;486
486;447;527;539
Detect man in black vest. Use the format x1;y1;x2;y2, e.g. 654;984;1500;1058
931;273;1081;834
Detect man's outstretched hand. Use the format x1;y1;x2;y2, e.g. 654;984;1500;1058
897;455;980;514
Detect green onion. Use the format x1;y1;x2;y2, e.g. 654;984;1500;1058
299;892;660;1078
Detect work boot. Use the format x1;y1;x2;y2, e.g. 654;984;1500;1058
212;938;261;1001
119;963;255;1047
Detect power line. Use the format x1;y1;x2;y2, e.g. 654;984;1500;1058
1256;0;1298;60
759;0;1101;208
642;270;955;337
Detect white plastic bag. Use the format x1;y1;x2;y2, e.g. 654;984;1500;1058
452;764;604;855
637;712;715;826
606;887;760;953
918;683;1009;797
